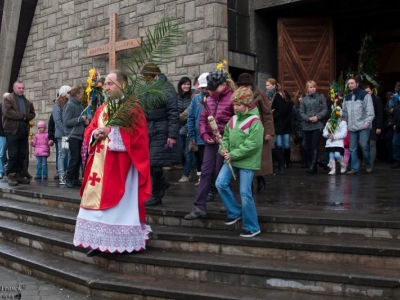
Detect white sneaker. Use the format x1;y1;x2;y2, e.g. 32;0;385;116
340;160;347;174
59;176;66;185
178;175;189;183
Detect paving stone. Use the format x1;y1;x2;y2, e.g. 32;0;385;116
0;265;90;300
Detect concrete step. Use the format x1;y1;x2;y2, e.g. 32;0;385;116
2;194;400;240
0;218;397;298
0;238;366;300
1;199;400;270
147;199;400;239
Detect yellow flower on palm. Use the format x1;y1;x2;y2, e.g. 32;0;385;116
89;68;96;78
223;60;228;65
86;87;92;95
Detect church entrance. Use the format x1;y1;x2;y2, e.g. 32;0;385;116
254;0;400;99
253;0;400;162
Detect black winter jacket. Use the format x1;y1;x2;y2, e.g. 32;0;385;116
144;74;180;167
370;94;383;141
271;92;293;135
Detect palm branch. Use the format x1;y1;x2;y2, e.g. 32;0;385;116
103;18;181;129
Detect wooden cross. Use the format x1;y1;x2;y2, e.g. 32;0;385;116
87;13;142;71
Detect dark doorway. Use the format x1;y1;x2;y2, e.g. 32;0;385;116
254;0;400;98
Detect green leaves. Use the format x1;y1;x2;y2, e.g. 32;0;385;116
125;19;182;77
103;18;181;130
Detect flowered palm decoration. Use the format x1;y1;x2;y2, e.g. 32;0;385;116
82;68;106;119
29;120;34;140
327;106;342;134
216;59;231;78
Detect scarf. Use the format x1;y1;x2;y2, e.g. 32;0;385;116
266;88;276;98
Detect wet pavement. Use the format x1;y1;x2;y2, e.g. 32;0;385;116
4;161;399;216
0;265;89;300
0;161;399;299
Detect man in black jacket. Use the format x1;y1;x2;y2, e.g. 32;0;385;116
365;85;383;170
140;63;180;206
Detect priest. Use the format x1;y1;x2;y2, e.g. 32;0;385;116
73;70;152;257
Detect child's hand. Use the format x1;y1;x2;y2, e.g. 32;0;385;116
328;134;334;140
223;152;230;162
206;138;215;144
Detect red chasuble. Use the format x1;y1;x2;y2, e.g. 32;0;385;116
80;103;151;222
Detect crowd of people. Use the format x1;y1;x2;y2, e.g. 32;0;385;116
2;66;399;253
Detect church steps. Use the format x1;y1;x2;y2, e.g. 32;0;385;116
0;219;398;299
0;239;371;300
0;187;80;212
0;198;76;232
2;191;400;240
147;201;400;239
2;199;400;269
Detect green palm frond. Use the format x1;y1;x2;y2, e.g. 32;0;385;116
125;19;182;77
102;18;181;130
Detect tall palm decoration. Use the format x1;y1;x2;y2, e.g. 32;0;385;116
104;19;181;130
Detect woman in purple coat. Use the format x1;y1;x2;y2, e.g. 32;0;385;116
185;71;236;220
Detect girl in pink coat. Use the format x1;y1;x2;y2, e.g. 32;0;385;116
31;121;51;179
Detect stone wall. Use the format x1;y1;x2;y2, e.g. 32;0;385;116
17;0;227;161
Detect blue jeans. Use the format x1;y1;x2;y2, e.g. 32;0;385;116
35;156;48;178
392;131;400;163
329;151;343;161
216;163;260;233
349;129;371;171
275;134;290;149
0;137;7;176
179;135;195;177
57;138;69;178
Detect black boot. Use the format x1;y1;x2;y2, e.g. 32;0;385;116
307;150;318;174
256;176;265;192
300;146;308;168
273;147;285;175
284;148;291;168
159;177;170;198
146;169;163;206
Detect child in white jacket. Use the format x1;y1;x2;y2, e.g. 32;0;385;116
323;107;348;175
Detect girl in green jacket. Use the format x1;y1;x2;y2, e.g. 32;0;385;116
216;87;264;238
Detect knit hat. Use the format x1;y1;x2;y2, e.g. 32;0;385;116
58;85;71;97
206;71;227;91
236;73;254;86
231;87;254;106
37;120;46;129
198;73;209;88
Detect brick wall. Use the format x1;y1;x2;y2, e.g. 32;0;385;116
19;0;228;161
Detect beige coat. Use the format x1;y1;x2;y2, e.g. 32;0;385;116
253;87;275;176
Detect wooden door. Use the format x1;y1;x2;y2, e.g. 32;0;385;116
278;18;334;99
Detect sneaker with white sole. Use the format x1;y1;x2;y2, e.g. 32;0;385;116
178;175;189;183
240;229;261;238
224;216;242;225
59;176;66;185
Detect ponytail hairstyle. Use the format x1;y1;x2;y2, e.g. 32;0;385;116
266;78;281;90
226;78;237;93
